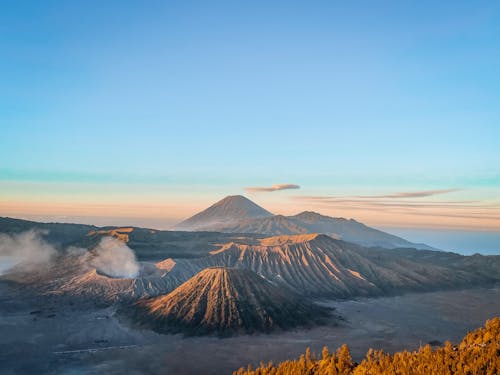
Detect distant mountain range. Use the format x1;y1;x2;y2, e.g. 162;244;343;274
174;195;434;250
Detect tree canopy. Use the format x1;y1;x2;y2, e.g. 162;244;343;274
234;317;500;375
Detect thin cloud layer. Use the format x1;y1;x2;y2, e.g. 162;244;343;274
291;188;500;230
246;184;300;193
357;189;461;199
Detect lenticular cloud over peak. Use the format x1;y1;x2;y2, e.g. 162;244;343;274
245;184;300;193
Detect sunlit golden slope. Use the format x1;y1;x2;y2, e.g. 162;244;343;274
130;267;329;336
165;234;493;298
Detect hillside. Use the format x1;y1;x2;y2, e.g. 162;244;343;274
289;211;433;249
2;252;182;303
174;195;273;231
7;232;494;304
3;219;499;304
164;234;498;298
172;196;434;250
129;267;329;335
0;216;263;260
235;317;500;375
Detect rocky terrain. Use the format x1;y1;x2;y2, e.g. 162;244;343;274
163;234;500;298
128;267;329;336
0;216;263;260
4;259;174;304
1;215;500;374
2;213;500;343
1;282;499;375
2;226;500;306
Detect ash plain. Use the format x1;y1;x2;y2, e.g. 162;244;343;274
1;280;499;375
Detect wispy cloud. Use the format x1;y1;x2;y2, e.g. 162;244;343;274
357;188;460;199
291;188;500;230
245;184;300;193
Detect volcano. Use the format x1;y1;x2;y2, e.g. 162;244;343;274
2;251;183;303
55;261;181;302
163;234;491;298
173;196;434;249
173;195;272;231
129;267;329;335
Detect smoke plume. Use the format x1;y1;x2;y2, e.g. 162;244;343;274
0;231;141;279
91;237;140;278
0;230;57;275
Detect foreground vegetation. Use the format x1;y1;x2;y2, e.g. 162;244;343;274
235;317;500;375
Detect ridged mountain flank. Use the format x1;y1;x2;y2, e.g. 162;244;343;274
129;267;329;336
173;197;433;249
164;234;492;298
174;195;272;231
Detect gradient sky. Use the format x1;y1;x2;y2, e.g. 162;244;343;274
1;1;499;252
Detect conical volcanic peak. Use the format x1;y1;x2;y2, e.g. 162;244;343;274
129;267;329;336
173;196;433;249
174;195;272;231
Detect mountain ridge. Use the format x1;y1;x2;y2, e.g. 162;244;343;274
162;233;496;299
173;195;435;250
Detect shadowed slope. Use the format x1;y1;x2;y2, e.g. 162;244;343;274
55;263;181;302
130;267;330;336
289;212;433;249
164;234;495;298
2;253;182;303
224;215;309;236
0;216;265;261
226;212;434;250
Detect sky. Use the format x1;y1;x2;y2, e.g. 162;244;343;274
1;1;499;253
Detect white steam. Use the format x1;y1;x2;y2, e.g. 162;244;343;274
0;231;141;279
91;237;140;278
0;230;57;275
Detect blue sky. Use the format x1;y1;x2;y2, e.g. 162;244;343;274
1;1;499;251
